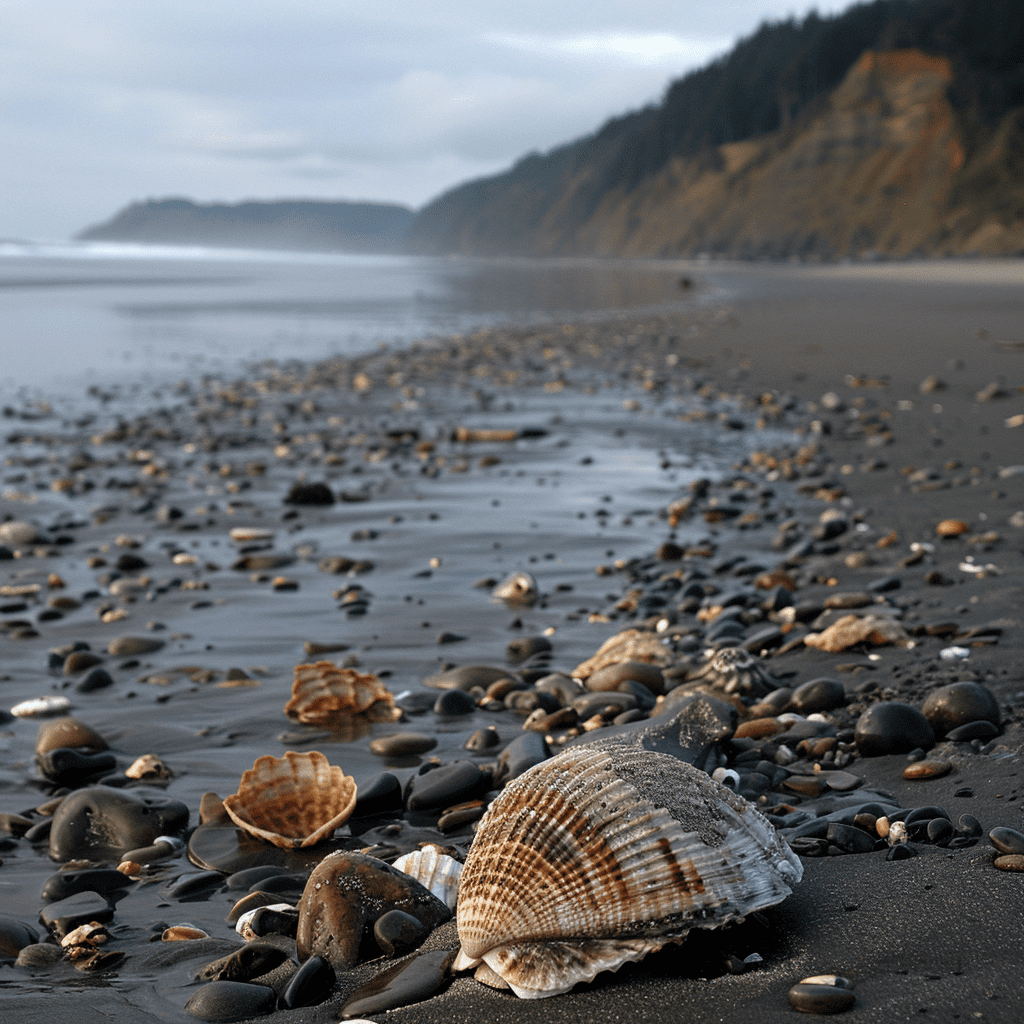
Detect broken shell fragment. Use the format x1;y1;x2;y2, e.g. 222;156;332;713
125;753;172;780
454;742;802;998
223;750;357;849
492;571;538;605
284;661;400;725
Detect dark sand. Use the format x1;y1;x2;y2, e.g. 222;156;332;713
1;260;1022;1023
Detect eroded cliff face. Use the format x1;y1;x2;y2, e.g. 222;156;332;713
409;49;1024;260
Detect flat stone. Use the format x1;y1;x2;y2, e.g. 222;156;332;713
107;636;165;656
789;982;856;1013
38;891;113;937
184;980;278;1021
369;733;438;757
989;826;1024;856
994;854;1024;872
903;759;952;780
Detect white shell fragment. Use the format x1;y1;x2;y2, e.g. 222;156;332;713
454;742;802;998
11;695;72;718
492;571;538;605
229;527;276;542
393;845;463;911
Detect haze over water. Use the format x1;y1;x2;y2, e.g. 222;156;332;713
0;242;707;401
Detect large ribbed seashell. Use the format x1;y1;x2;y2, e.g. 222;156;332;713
686;647;778;698
393;845;462;911
284;662;400;725
223;751;357;848
454;742;802;998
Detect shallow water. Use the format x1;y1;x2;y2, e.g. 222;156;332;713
0;242;711;400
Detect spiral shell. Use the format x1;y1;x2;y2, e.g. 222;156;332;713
284;661;400;725
454;742;801;998
223;750;357;848
686;647;778;698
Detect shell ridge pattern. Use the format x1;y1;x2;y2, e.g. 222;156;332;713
456;744;803;996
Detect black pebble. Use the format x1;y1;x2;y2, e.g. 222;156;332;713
433;690;477;716
946;720;1000;742
855;702;934;756
788;983;856;1014
280;954;335;1009
76;666;115;693
184;980;277;1021
373;909;431;956
989;826;1024;855
406;761;488;811
352;772;404;817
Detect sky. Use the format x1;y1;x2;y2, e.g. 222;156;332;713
2;1;854;240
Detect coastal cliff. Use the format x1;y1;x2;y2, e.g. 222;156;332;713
408;0;1024;259
76;198;415;254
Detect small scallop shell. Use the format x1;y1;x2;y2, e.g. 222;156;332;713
393;845;463;910
454;742;801;998
284;661;400;725
223;750;357;849
686;647;778;698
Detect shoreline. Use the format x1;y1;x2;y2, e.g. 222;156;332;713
1;263;1022;1022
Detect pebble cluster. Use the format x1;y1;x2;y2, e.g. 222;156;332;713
0;303;1022;1021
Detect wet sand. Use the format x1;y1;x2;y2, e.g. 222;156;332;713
1;260;1022;1023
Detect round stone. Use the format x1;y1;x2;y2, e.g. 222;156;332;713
921;682;1000;736
789;982;856;1013
184;980;277;1021
935;519;970;537
373;909;431;956
432;690;477;716
35;717;108;756
789;677;846;714
49;786;189;862
855;702;934;756
0;915;40;957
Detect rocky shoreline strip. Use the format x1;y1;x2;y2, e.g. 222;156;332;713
0;263;1022;1023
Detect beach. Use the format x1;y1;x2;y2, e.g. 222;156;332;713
1;259;1022;1023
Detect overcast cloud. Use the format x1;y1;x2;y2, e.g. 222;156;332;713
2;1;851;240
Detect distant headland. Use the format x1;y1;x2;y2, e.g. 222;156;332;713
75;197;415;254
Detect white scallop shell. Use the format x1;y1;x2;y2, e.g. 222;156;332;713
454;742;801;998
284;661;400;725
393;845;462;911
223;750;357;848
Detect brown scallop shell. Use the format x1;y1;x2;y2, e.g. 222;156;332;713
223;750;357;848
284;661;400;725
454;742;802;998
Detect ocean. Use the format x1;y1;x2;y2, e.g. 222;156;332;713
0;241;709;402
